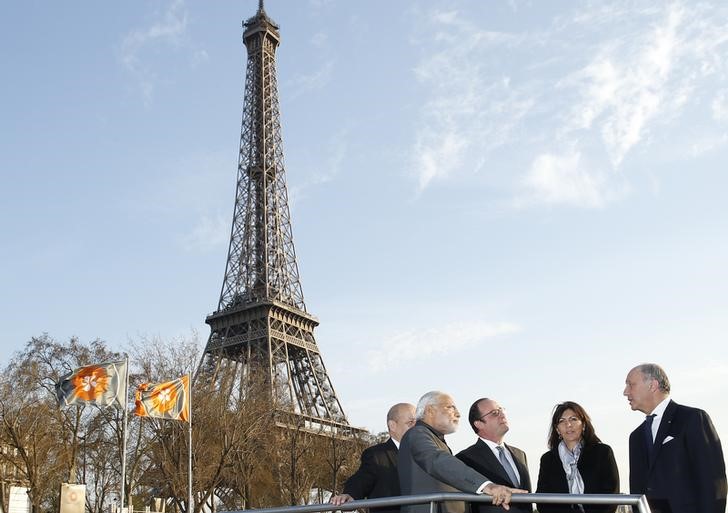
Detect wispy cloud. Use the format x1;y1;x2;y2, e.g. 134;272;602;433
124;148;233;253
518;149;611;208
181;212;229;252
309;0;334;8
285;60;334;99
408;1;728;207
288;127;350;207
409;10;532;194
119;0;206;104
311;32;328;48
366;321;520;372
712;90;728;121
560;4;683;167
688;132;728;157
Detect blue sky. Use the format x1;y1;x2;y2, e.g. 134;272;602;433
2;0;728;494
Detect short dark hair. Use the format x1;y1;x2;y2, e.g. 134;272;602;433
547;401;602;450
468;398;490;433
636;363;671;393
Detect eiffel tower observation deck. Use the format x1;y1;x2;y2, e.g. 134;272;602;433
200;1;360;436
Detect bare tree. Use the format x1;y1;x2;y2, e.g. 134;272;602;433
0;333;375;513
0;335;126;513
128;333;272;513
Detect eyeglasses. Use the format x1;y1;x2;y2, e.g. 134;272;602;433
478;407;505;421
557;416;582;425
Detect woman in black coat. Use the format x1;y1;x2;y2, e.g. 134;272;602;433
536;401;619;513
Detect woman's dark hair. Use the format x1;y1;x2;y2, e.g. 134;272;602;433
547;401;602;450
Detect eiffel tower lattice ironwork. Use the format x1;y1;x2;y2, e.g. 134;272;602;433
200;1;358;435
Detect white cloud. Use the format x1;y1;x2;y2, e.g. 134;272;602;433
288;127;350;207
181;212;229;252
712;90;728;121
520;150;602;207
285;60;334;99
309;0;334;8
190;49;209;68
431;10;459;26
366;321;520;372
562;4;683;167
317;128;349;183
408;11;533;194
408;2;728;208
311;32;328;48
413;129;468;192
119;0;206;104
688;132;728;157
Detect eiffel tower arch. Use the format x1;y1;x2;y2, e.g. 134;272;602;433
198;1;361;438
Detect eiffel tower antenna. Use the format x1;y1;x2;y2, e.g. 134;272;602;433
199;2;358;435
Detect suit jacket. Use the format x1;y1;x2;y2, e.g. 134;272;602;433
399;421;488;513
535;442;619;513
456;439;532;513
628;400;727;513
343;438;401;513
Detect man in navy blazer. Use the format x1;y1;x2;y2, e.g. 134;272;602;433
624;363;727;513
331;403;417;513
456;398;532;513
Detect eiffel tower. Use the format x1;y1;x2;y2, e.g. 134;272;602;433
200;1;359;436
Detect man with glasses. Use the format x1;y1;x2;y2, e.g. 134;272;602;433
331;403;417;513
398;391;523;513
624;363;726;513
457;398;532;513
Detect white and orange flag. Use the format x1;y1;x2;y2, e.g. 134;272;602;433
55;360;128;409
134;375;189;422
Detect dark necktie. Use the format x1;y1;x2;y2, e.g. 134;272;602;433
644;414;656;456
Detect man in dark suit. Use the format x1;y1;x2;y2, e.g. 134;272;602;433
624;363;727;513
457;398;532;513
331;403;416;513
398;391;523;513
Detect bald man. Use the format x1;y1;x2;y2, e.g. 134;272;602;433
331;403;416;513
624;363;727;513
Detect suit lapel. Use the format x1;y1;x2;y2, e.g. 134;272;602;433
505;444;527;488
476;439;513;486
385;438;398;467
648;400;676;469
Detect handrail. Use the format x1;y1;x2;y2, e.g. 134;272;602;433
238;492;651;513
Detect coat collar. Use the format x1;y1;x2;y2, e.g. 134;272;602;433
648;399;677;468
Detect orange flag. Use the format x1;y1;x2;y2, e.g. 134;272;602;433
55;360;128;409
134;375;189;422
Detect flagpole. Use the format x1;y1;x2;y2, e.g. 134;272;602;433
187;373;193;513
120;355;130;513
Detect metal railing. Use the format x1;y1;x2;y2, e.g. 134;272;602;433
234;492;651;513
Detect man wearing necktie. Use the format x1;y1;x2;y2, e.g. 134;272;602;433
624;363;727;513
457;398;533;513
398;391;525;513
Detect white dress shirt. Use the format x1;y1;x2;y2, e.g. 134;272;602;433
648;396;671;441
480;437;521;484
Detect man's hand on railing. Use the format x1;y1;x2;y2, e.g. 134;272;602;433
329;494;354;507
483;484;528;510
